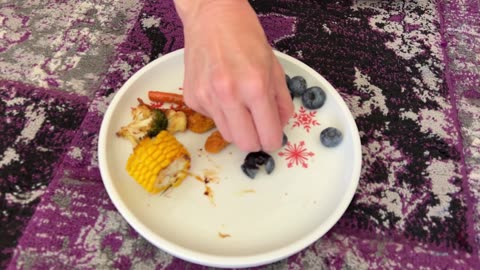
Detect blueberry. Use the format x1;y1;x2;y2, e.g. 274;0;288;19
245;151;263;165
264;157;275;174
241;151;275;179
288;76;307;97
285;75;294;100
241;163;259;179
320;127;343;147
282;133;288;146
301;86;326;110
244;152;258;163
243;156;257;168
253;151;272;166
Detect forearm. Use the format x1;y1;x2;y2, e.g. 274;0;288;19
174;0;267;52
173;0;253;29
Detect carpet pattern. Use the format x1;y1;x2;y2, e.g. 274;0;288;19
1;0;479;269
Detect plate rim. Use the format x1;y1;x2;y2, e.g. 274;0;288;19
98;48;362;268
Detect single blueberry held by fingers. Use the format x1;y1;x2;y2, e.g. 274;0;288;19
245;151;265;165
288;76;307;97
241;151;275;179
302;86;326;110
320;127;343;147
264;157;275;174
241;163;258;179
243;156;257;168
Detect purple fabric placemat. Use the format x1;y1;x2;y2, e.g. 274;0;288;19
1;0;479;269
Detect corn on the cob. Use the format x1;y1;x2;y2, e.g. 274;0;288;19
126;130;191;194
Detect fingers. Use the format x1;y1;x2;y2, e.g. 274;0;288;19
183;78;233;143
273;63;295;127
192;67;289;152
213;69;282;152
248;92;283;152
183;49;289;152
187;84;284;152
182;67;212;118
207;92;232;142
210;70;263;152
221;103;261;152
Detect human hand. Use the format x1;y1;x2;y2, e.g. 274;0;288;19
174;0;294;152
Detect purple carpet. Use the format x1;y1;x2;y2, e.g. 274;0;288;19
1;0;479;269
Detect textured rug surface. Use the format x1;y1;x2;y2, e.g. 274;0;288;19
1;0;479;269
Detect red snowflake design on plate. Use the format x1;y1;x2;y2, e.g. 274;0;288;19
278;141;315;168
292;106;319;132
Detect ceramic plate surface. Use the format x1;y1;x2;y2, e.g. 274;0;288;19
98;49;362;268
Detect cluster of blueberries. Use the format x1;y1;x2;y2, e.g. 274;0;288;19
287;75;343;148
240;74;343;179
286;75;326;109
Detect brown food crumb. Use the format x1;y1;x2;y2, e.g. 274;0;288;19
204;186;215;205
193;175;203;182
203;169;219;184
218;232;231;238
204;186;212;196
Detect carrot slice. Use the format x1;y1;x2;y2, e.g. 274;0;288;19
148;91;184;105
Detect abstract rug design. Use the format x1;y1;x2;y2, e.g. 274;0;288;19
1;0;479;269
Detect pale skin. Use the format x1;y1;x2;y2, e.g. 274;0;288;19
174;0;294;152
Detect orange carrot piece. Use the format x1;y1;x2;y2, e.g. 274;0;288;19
171;106;195;116
148;91;184;105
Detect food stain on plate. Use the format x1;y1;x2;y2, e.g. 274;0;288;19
203;185;215;206
196;148;204;158
203;168;220;184
192;168;220;206
237;189;256;196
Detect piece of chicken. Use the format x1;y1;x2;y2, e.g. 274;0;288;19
205;130;230;153
187;112;215;133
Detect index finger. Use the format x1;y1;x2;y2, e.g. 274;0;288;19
248;91;283;152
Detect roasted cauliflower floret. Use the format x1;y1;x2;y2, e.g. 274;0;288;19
116;104;168;146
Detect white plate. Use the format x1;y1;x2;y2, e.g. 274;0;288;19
98;49;362;268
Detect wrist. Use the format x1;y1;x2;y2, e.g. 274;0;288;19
174;0;250;28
